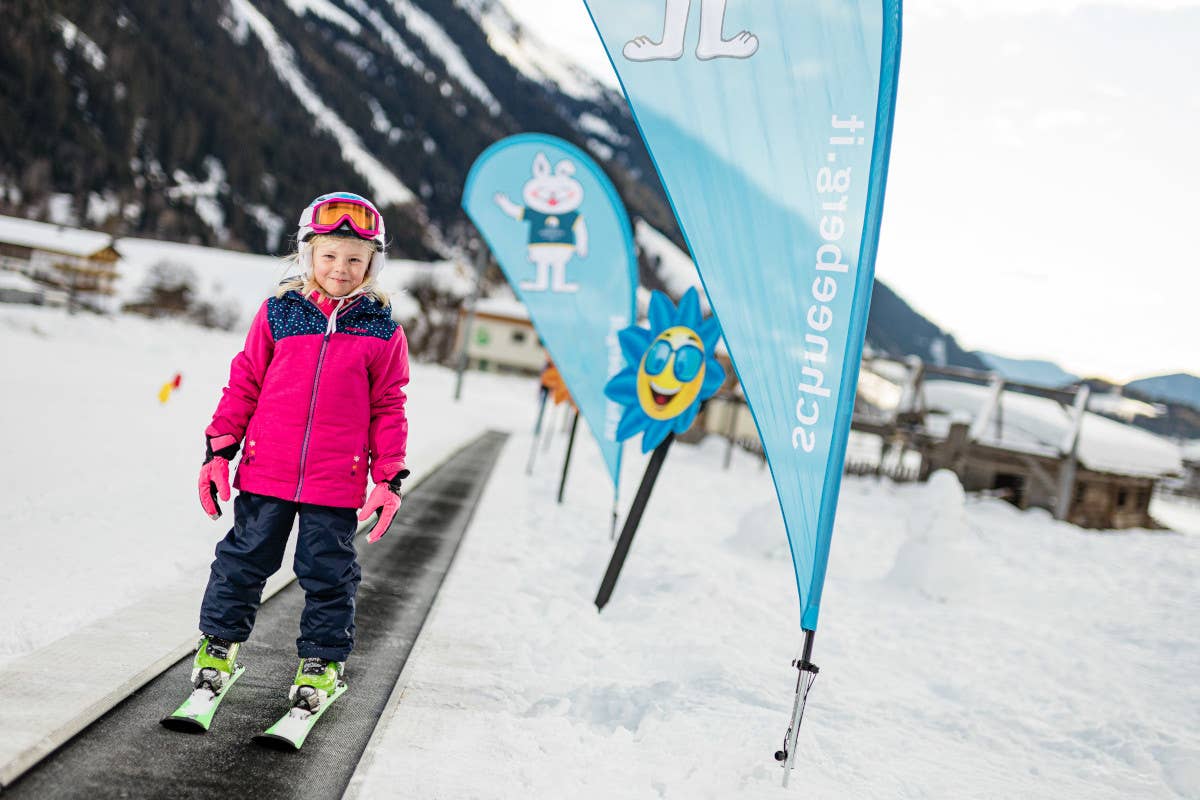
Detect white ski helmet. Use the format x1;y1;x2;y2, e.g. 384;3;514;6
296;191;387;280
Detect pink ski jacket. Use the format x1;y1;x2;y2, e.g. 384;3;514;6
206;291;410;509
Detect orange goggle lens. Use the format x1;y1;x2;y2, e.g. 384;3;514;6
313;201;379;232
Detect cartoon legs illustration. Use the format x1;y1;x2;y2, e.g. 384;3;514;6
624;0;689;61
522;247;579;294
623;0;758;62
696;0;758;60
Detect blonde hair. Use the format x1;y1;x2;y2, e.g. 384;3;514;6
276;234;390;305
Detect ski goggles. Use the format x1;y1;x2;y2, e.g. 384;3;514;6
644;340;704;382
308;197;382;239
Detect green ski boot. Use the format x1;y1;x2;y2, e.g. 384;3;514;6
255;658;348;749
162;635;246;732
191;635;241;693
289;657;345;712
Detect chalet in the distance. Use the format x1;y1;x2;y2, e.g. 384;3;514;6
0;215;120;310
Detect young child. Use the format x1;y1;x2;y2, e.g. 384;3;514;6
192;191;410;713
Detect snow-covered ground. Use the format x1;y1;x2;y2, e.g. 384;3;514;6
0;304;529;667
2;304;1198;798
353;436;1200;798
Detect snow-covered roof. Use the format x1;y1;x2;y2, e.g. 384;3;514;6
922;379;1182;479
1182;440;1200;466
474;295;530;321
0;271;43;293
857;367;904;411
1086;391;1162;421
0;214;117;258
866;359;914;387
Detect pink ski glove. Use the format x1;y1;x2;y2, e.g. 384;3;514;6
358;471;407;543
199;434;239;520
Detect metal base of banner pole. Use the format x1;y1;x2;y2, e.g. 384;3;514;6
557;409;580;504
595;434;673;611
775;629;819;788
526;389;549;476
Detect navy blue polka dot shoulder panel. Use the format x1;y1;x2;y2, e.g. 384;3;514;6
267;292;398;341
266;294;326;340
339;298;398;340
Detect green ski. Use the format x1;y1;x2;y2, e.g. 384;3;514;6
160;665;246;732
254;681;348;750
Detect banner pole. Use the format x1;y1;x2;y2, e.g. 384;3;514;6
609;489;619;541
453;249;486;402
526;387;549;475
775;628;819;787
594;434;674;610
541;403;561;453
557;408;580;504
723;396;738;470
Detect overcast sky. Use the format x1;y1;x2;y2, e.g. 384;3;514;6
499;0;1200;383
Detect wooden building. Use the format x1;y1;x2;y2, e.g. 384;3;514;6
860;359;1182;530
453;295;545;375
1172;441;1200;498
0;215;121;311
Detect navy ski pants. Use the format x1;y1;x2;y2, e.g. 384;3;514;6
198;492;361;661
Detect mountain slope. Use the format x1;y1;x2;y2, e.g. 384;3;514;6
0;0;673;258
1126;373;1200;411
0;0;994;372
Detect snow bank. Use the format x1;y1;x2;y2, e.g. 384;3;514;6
885;469;982;604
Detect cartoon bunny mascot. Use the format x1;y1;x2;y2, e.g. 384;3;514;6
494;153;589;294
624;0;758;62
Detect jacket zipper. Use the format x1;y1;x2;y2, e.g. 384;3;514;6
293;295;367;501
294;332;330;501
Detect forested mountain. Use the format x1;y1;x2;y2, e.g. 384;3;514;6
0;0;671;257
0;0;985;369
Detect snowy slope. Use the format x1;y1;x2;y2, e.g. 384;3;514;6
459;0;609;101
228;0;415;206
384;0;502;115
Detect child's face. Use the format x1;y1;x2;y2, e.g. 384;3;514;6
312;238;373;297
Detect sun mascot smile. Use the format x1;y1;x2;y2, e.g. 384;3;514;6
605;288;725;453
637;326;707;420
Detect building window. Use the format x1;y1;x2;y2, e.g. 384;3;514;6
511;330;527;344
1116;488;1128;508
